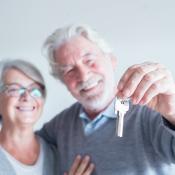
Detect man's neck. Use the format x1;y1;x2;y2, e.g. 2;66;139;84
84;97;115;120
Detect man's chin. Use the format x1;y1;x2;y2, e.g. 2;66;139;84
80;96;110;112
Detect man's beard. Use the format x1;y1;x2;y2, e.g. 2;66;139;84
76;75;116;112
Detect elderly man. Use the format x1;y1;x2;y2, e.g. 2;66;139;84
40;24;175;175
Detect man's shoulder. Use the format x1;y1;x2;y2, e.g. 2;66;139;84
129;102;162;125
38;135;57;153
38;102;82;137
55;101;82;119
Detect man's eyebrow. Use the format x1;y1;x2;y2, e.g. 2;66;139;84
59;64;73;68
58;65;74;71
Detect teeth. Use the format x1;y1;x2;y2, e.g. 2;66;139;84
17;107;35;111
83;81;98;90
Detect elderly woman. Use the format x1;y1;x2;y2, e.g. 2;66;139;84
0;59;94;175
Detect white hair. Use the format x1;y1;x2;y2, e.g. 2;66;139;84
0;59;46;98
42;24;113;81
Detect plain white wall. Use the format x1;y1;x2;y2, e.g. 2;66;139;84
0;0;175;129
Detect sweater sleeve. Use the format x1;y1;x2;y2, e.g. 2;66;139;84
36;102;80;147
142;106;175;163
37;115;59;146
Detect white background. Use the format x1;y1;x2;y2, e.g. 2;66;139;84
0;0;175;129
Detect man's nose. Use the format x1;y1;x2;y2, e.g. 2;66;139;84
76;65;91;82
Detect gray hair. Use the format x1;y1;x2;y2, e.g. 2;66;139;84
43;23;113;81
0;59;46;98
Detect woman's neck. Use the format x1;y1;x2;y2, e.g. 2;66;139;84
0;124;35;146
0;125;40;165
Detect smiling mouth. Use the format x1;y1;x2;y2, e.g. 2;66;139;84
16;106;35;111
82;81;99;91
81;80;103;95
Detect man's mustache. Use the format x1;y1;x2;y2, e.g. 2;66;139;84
77;75;103;91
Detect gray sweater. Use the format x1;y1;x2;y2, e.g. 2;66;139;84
0;136;58;175
39;102;175;175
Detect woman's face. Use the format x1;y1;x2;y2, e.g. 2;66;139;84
0;68;45;127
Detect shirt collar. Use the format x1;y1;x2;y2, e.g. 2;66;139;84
79;99;116;122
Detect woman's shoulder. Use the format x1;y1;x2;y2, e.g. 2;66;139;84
0;147;16;175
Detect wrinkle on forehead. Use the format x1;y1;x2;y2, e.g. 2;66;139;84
54;36;101;65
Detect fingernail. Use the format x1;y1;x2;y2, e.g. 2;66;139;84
117;92;125;99
132;97;138;104
123;89;130;97
118;82;123;90
117;91;122;98
139;100;145;105
85;155;90;160
90;163;95;169
76;155;81;159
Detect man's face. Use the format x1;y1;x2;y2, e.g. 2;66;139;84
54;36;117;111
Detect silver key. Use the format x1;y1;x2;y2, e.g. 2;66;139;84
115;98;129;137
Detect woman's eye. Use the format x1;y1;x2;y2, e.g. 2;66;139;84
8;88;18;93
31;88;43;97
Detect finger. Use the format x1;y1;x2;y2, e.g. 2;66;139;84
74;155;91;175
131;68;167;104
117;62;160;90
117;62;162;98
68;155;82;175
119;69;144;98
117;64;140;91
83;163;95;175
139;78;168;105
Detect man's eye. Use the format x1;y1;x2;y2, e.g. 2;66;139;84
64;69;74;76
86;58;95;66
84;53;96;65
85;52;97;58
85;53;92;57
84;52;94;57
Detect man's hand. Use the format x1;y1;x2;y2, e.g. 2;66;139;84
117;62;175;124
64;155;95;175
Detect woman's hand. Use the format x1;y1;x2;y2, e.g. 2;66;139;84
64;155;95;175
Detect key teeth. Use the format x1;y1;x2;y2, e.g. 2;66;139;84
115;98;130;114
115;98;130;137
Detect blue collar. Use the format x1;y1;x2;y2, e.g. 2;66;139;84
79;99;117;122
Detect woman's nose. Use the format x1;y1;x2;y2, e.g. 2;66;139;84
19;90;32;101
